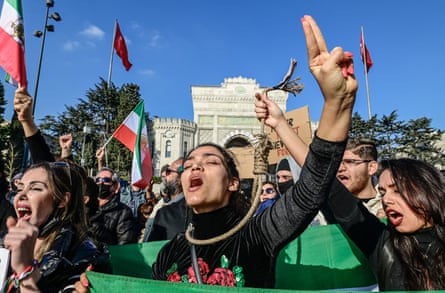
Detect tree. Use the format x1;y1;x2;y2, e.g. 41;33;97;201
373;111;405;160
8;112;27;177
0;82;7;171
398;117;444;165
0;82;26;178
350;110;445;168
350;112;377;139
39;78;144;177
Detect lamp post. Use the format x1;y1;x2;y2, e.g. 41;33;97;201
81;124;91;167
32;0;62;115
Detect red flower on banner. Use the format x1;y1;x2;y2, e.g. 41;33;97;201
207;267;236;287
165;255;244;287
166;271;181;282
186;258;209;283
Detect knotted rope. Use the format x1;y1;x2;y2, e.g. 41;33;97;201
185;59;303;245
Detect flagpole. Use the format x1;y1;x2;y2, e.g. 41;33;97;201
107;19;117;88
103;20;117;166
361;25;372;120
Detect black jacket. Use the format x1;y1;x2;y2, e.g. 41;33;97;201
25;130;55;163
8;224;110;293
152;135;346;288
90;195;138;245
326;179;442;290
147;197;190;241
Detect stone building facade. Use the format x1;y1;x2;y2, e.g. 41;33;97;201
150;76;289;176
191;77;288;149
151;118;196;175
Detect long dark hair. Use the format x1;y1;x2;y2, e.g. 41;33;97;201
184;142;250;216
24;161;88;259
380;158;445;289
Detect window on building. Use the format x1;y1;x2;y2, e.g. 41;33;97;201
183;141;188;157
165;140;172;158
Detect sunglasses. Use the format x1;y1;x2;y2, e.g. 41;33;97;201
261;187;275;194
165;168;179;176
95;177;113;184
50;161;72;186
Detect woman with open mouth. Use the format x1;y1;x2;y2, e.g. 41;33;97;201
324;157;445;290
4;161;110;292
147;14;356;289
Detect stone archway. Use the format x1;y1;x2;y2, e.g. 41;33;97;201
221;130;254;148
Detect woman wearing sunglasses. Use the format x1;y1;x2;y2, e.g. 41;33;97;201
4;161;110;292
255;181;280;216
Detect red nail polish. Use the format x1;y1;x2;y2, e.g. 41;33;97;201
341;67;348;78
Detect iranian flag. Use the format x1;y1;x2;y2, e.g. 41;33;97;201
113;100;153;189
0;0;27;88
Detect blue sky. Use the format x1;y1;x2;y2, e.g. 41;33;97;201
3;0;445;130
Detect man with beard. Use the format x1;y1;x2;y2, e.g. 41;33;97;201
143;157;188;242
337;138;384;218
90;166;138;245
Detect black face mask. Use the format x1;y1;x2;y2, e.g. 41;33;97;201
278;180;294;195
98;184;112;199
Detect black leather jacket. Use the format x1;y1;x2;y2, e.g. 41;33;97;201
326;180;443;290
8;224;110;292
89;195;138;245
146;197;190;241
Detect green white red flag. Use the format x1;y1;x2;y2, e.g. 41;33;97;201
113;100;152;188
0;0;27;88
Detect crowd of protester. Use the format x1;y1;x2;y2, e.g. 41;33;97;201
0;14;444;293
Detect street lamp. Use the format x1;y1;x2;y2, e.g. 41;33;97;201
32;0;62;114
81;125;91;167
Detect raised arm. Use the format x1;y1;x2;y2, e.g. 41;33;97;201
14;87;55;162
59;133;73;160
14;87;38;137
301;15;357;141
256;15;357;154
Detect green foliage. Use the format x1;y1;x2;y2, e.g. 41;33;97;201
39;78;146;177
151;176;162;184
0;82;7;172
0;82;27;178
350;111;445;169
8;112;27;176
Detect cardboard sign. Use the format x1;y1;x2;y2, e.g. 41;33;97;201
230;105;313;179
0;248;10;292
267;105;313;164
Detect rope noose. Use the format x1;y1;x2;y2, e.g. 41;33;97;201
185;59;303;245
